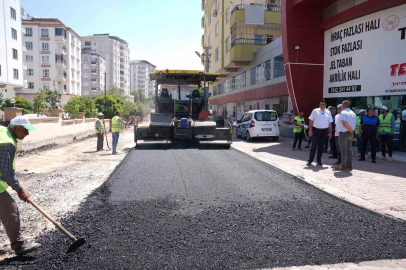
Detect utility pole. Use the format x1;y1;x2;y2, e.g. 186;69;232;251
202;46;211;111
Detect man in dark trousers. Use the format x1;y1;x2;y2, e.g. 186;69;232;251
328;106;338;159
95;113;104;151
359;107;380;163
293;110;305;150
307;99;333;166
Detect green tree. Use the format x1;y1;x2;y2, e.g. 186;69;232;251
107;86;125;100
79;96;98;118
63;96;82;119
0;96;33;115
135;102;151;121
44;82;61;111
33;89;47;116
122;100;138;118
94;95;124;119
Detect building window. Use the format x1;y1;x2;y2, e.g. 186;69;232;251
71;35;76;44
208;14;211;25
43;69;49;78
83;64;89;69
41;29;49;37
28;82;34;89
208;35;211;47
26;28;33;36
84;56;89;61
12;49;18;59
215;22;219;36
42;55;49;64
255;35;263;45
10;7;16;20
85;41;91;46
226;37;230;51
25;42;33;50
12;28;17;40
42;43;49;51
93;49;97;53
55;28;66;38
226;8;230;22
13;69;18;79
93;42;97;46
84;73;89;78
26;55;33;62
27;69;34;76
215;48;219;61
266;35;273;44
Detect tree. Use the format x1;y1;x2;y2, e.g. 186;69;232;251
94;95;124;119
122;100;138;118
107;86;126;100
44;82;61;111
0;96;33;115
79;96;97;118
33;89;47;116
63;96;82;119
135;102;151;121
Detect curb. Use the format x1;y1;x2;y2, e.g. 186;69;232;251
231;144;406;222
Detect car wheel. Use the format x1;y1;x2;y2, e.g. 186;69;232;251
246;131;252;141
236;128;241;138
272;136;279;142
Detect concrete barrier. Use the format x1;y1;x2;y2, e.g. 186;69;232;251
17;116;111;152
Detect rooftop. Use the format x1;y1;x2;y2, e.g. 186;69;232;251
22;18;82;40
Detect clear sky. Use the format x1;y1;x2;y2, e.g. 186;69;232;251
21;0;204;70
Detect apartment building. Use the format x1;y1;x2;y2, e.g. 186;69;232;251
130;60;156;97
81;48;106;97
18;18;82;105
81;34;131;97
0;0;25;117
201;0;288;119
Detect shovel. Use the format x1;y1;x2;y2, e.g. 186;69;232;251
27;198;86;253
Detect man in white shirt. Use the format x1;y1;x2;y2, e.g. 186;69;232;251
336;100;357;171
307;99;333;166
333;104;343;165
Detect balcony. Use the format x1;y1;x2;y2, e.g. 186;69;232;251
56;48;67;55
231;4;281;15
91;78;99;82
201;35;204;47
55;36;66;43
56;60;67;69
91;69;98;73
201;17;205;29
91;60;98;65
91;87;99;91
55;75;67;82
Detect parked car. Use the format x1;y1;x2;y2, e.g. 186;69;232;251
236;110;279;141
208;115;225;127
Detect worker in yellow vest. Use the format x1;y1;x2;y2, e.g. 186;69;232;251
0;116;41;255
95;113;104;151
378;106;395;161
293;110;305;150
111;111;129;155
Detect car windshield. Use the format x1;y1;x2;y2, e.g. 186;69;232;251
254;111;278;121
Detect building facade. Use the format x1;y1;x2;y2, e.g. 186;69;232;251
130;60;156;97
210;38;290;120
282;0;406;151
81;48;106;97
81;34;131;97
202;0;287;120
0;0;25;117
19;18;82;105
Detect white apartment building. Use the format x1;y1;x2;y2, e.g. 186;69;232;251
81;48;106;97
81;34;131;97
130;60;156;97
0;0;25;118
19;18;82;105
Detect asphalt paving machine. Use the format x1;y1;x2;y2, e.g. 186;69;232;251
134;70;232;148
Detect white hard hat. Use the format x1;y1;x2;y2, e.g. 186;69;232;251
98;113;104;116
10;116;36;131
359;109;365;113
381;106;388;111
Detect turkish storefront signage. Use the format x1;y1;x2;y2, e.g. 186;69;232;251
323;4;406;98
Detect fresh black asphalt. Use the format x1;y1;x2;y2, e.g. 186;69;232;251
2;144;406;269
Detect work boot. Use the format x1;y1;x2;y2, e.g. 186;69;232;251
15;241;41;256
388;156;393;162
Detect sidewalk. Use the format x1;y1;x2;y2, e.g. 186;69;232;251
232;135;406;221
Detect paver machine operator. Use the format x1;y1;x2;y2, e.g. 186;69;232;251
134;70;232;148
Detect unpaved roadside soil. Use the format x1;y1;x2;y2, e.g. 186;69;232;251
0;128;135;259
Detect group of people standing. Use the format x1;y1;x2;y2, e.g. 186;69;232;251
293;99;396;171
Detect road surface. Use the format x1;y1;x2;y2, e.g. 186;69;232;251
2;143;406;269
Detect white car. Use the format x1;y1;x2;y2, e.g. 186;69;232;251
236;110;280;141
